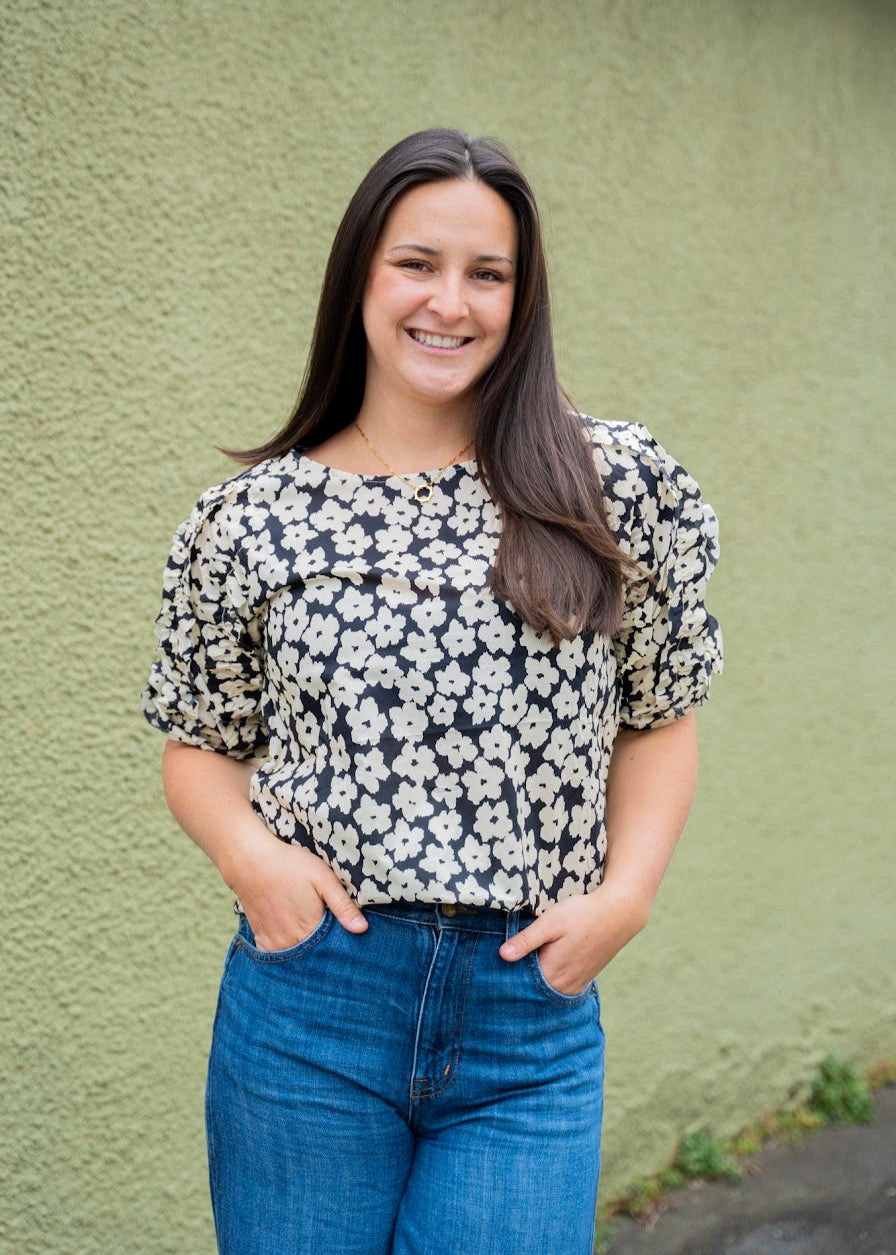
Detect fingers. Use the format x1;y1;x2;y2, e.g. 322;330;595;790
317;874;368;933
499;917;551;962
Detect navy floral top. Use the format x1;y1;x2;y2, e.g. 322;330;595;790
142;417;722;914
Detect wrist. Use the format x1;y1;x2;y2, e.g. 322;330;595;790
214;817;283;894
593;876;654;936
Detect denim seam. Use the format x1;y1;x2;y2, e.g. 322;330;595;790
407;926;442;1121
237;909;335;963
526;951;592;1007
412;932;478;1101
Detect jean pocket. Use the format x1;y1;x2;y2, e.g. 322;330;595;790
237;908;335;963
527;950;593;1007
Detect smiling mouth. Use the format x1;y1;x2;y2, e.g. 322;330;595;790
406;329;473;350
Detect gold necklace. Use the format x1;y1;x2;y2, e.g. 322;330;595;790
352;420;473;504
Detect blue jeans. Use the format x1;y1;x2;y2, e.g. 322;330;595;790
206;903;605;1255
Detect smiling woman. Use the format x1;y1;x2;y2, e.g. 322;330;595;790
142;128;722;1255
358;179;517;428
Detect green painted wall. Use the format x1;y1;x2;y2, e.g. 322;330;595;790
3;1;894;1250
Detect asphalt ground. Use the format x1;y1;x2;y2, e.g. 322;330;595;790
602;1085;896;1255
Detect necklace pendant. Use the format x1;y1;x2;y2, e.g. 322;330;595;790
414;482;435;504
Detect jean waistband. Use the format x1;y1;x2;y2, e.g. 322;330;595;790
364;902;537;936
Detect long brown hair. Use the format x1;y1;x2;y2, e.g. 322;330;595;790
228;128;635;642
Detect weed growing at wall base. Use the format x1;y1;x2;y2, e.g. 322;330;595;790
808;1053;875;1125
593;1053;887;1252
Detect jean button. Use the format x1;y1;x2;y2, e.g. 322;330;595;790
441;903;457;917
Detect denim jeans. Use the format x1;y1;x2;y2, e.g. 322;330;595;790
206;903;605;1255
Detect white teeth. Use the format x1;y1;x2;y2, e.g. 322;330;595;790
408;330;467;349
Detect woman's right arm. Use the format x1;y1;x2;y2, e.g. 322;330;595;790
161;740;368;949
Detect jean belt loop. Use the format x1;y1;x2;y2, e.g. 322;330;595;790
506;908;519;943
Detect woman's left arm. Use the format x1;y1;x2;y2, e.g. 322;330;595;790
499;710;698;994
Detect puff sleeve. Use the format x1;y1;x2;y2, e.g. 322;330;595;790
141;490;268;757
593;421;723;729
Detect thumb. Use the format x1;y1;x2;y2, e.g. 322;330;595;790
319;877;368;933
499;917;551;963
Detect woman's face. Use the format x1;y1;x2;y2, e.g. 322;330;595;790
361;178;518;419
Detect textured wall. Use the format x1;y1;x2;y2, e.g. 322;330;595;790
3;1;894;1251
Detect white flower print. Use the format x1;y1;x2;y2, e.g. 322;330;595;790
420;538;462;566
517;717;551;750
428;693;458;725
458;587;500;627
472;655;511;694
443;622;477;656
460;760;503;805
394;779;434;819
396;671;435;706
413;513;442;541
445;557;490;588
346;696;388;745
527;761;561;805
435;729;479;770
332;522;375;557
420;841;462;880
561;843;593;882
568;803;597;844
410;598;448;632
329;774;359;811
353;747;390;790
437;660;470;698
337;586;377;622
538;795;569;838
394;741;439;782
360;841;389;881
553;680;579;721
389;703;429;741
543;725;574;769
431;773;462;807
457;834;491;873
488;869;524;903
143;419;721;915
305;610;340;656
499;686;528;723
462;686;498;724
337;628;375;666
429;811;465;846
356;795;391;836
537;843;562;885
328;820;360;867
447;503;480;536
472;800;512;839
371;605;405;649
524;655;559;698
383;821;424;862
478;724;512;764
383;865;427;900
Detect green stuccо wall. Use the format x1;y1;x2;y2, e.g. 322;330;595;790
3;1;894;1251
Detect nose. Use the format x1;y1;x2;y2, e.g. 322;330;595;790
427;273;468;323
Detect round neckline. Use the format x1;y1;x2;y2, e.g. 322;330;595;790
294;449;478;484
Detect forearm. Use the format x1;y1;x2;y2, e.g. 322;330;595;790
602;708;698;923
161;739;277;890
160;739;366;945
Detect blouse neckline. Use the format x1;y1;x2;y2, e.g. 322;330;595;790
293;448;479;485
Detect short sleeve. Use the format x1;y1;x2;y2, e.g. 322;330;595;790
141;490;268;757
591;420;723;729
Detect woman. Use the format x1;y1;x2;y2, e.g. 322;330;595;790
143;128;722;1255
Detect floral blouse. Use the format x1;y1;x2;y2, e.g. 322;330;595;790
142;417;722;914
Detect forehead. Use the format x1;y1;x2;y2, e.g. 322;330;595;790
378;179;518;256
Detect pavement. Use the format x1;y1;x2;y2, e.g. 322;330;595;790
602;1085;896;1255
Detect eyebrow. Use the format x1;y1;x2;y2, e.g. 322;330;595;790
387;243;515;269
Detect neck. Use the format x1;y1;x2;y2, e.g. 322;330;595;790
354;392;476;470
